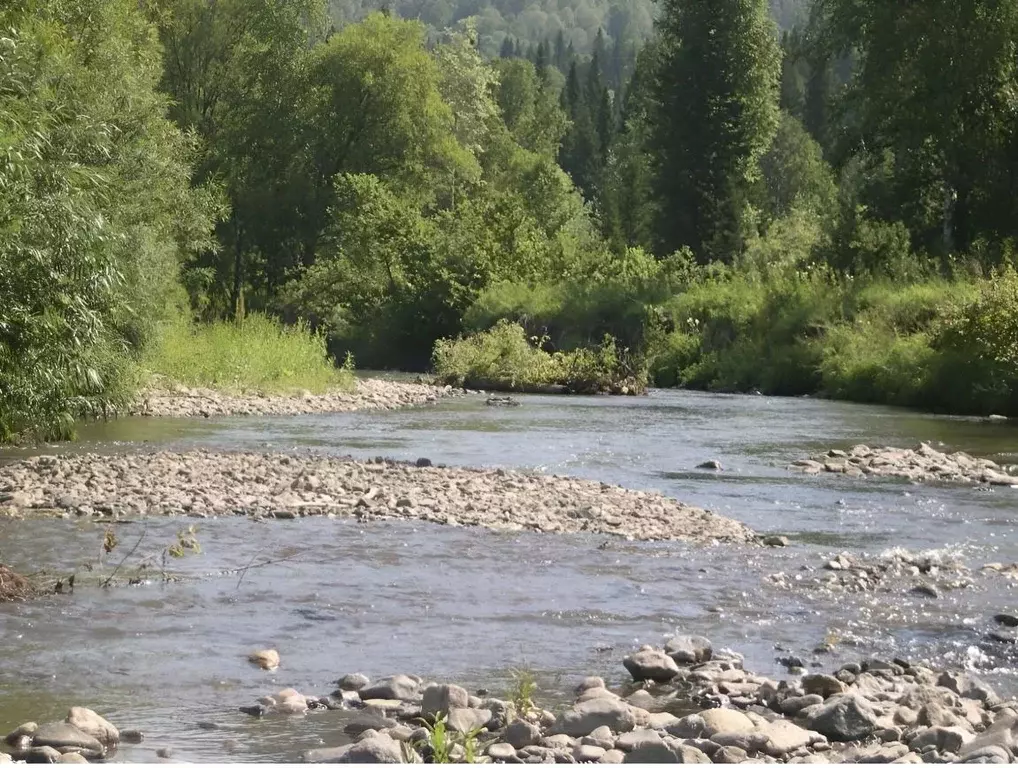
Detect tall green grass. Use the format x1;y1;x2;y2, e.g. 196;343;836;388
143;314;353;393
644;262;1018;416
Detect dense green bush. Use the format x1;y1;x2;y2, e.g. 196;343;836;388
433;320;646;394
0;0;218;442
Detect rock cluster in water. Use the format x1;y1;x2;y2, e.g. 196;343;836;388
789;444;1018;487
1;707;139;763
234;636;1018;765
0;451;754;543
766;549;973;600
126;378;460;419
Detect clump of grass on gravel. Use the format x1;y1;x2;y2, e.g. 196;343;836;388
143;314;353;394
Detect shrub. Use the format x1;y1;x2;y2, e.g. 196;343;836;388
432;320;646;394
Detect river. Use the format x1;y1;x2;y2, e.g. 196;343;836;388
1;387;1017;761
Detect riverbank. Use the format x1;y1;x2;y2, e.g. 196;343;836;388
287;638;1016;764
0;451;754;543
126;378;461;419
5;634;1015;763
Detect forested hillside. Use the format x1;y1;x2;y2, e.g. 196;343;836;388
3;0;1018;443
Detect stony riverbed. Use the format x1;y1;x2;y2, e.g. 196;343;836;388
127;378;460;419
789;443;1018;487
6;635;1018;764
0;451;754;543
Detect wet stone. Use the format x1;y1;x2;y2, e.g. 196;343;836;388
623;649;680;683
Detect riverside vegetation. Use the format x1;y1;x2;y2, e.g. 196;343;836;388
5;0;1018;443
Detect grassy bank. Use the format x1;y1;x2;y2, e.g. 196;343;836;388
433;320;647;394
440;233;1018;416
142;314;354;394
644;264;1018;416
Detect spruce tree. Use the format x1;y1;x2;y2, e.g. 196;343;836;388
649;0;781;262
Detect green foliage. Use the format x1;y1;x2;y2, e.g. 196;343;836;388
758;112;837;221
938;268;1018;368
650;0;782;262
433;320;645;394
643;214;1018;416
507;668;538;719
814;0;1018;257
415;713;484;764
465;247;692;354
0;0;218;442
142;314;351;394
328;0;658;60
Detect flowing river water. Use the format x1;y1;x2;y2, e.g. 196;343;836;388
2;385;1018;761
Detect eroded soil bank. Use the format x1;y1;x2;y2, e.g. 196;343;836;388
0;451;754;543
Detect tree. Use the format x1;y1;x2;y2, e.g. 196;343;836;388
0;0;217;440
649;0;781;262
434;20;499;205
598;39;661;253
491;58;569;158
151;0;326;316
306;13;473;207
814;0;1018;258
758;112;836;221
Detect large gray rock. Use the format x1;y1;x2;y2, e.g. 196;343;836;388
710;731;769;754
55;754;88;764
801;674;846;699
917;703;966;729
665;714;706;739
615;729;663;752
64;708;118;748
303;733;403;763
937;672;1000;707
698;709;755;737
909;726;972;754
959;713;1018;760
780;695;824;715
25;746;63;763
487;742;517;761
664;636;712;664
837;742;909;763
338;674;370;691
805;694;880;742
575;743;606;763
553;699;637;738
358;675;419;702
623;738;711;763
760;720;819;757
505;720;542;749
422;684;470;719
4;722;37;748
446;708;491;734
30;723;104;758
960;745;1012;764
623;649;680;683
